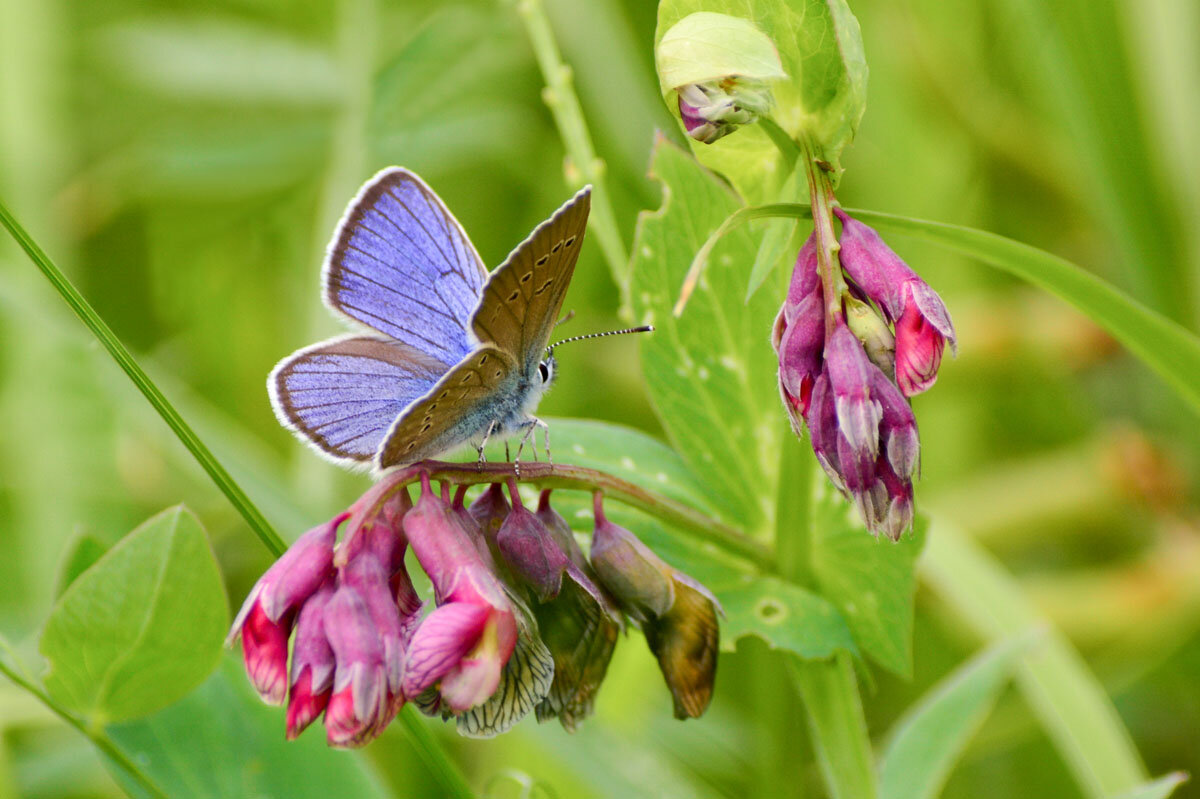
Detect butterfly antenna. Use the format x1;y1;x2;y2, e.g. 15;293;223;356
548;325;654;355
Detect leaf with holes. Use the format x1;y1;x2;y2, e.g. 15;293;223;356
630;139;783;535
40;506;228;723
808;474;926;676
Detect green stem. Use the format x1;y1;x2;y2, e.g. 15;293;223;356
921;521;1147;797
342;460;771;570
514;0;630;306
0;199;287;558
396;707;474;799
799;136;847;333
789;653;879;799
0;649;167;799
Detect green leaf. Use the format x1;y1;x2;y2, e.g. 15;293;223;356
478;417;722;521
809;474;926;676
714;573;855;657
1109;774;1189;799
790;652;878;799
106;655;388;799
879;634;1035;799
630;139;783;533
656;0;867;200
40;506;228;723
54;530;110;599
91;17;341;106
922;519;1148;796
656;12;788;88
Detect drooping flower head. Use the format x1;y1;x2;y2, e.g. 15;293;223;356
402;473;518;714
589;493;720;719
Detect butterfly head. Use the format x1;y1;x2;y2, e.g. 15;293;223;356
538;354;557;388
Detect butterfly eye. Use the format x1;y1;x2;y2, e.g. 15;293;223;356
538;361;551;383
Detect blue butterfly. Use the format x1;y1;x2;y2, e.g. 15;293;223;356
269;168;590;472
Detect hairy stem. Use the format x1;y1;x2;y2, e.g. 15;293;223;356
799;135;847;334
346;460;772;570
515;0;631;305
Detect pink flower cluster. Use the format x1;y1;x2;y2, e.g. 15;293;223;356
773;211;956;539
229;474;722;745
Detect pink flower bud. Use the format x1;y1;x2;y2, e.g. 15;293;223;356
590;494;719;719
825;322;882;460
402;474;518;713
496;480;571;602
228;513;346;704
834;208;956;395
323;585;389;748
286;584;334;739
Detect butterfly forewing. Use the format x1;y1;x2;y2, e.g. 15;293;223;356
471;186;591;367
324;168;488;367
269;335;450;467
376;345;518;468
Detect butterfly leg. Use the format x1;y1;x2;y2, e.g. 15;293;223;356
512;420;539;473
478;419;499;467
534;418;552;466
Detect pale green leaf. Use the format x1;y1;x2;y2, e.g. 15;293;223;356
879;634;1035;799
808;474;925;676
1109;774;1189;799
106;655;388;799
91;17;341;106
657;12;787;88
40;506;228;723
656;0;868;200
54;530;110;599
630;139;783;534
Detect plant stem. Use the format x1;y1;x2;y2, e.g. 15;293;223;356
0;200;287;558
343;460;772;571
788;653;879;799
514;0;630;306
396;707;474;799
799;136;846;334
0;649;167;799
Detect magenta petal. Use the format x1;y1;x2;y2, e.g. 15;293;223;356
402;602;490;697
241;602;289;705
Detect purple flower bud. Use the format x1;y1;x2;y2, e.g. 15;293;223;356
340;550;408;724
590;494;719;719
873;457;915;542
323;584;389;748
496;480;571;602
870;366;919;481
286;584;334;739
806;373;845;491
402;474;518;713
834;208;956;396
676;77;773;144
228;513;346;704
825;321;882;460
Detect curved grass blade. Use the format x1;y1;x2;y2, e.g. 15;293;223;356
680;202;1200;413
0;198;286;557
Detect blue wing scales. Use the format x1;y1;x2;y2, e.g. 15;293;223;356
323;168;488;367
269;335;450;467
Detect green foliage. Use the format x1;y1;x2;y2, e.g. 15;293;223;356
1109;773;1188;799
878;634;1032;799
106;656;388;798
40;506;228;724
656;0;867;198
630;139;782;532
807;477;925;676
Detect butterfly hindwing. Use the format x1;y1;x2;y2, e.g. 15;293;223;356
471;186;591;368
324;168;488;366
376;344;519;468
269;335;449;467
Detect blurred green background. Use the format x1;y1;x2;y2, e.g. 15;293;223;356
1;0;1198;796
